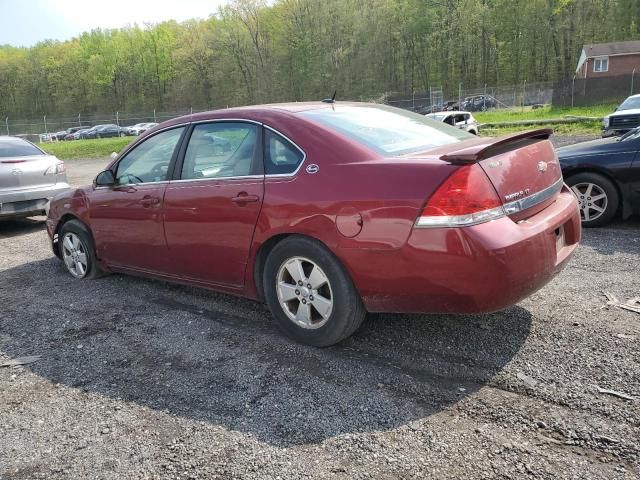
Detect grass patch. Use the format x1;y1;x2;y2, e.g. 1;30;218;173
40;137;133;160
474;104;615;124
482;120;602;137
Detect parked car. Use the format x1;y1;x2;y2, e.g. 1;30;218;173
441;100;460;111
557;127;640;226
426;111;479;135
0;136;69;219
47;103;580;346
601;94;640;137
81;124;126;139
72;128;92;140
462;95;497;112
52;131;68;141
62;126;87;141
125;122;159;136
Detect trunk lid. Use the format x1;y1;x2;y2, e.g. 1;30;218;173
0;155;60;191
439;130;563;217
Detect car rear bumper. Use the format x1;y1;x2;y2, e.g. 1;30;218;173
344;187;581;314
0;183;71;218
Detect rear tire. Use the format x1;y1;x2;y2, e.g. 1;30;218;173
566;172;619;227
263;236;366;347
58;220;104;279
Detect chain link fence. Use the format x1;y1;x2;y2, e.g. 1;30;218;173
384;81;555;114
5;75;632;141
3;108;216;141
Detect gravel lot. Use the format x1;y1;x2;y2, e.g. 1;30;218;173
1;136;638;479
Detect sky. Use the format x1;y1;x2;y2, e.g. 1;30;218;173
0;0;230;47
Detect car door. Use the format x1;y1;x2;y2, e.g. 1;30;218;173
89;126;186;273
163;121;264;287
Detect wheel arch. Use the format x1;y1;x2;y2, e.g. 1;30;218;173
54;214;95;257
252;232;352;303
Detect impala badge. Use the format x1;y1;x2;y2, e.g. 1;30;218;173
537;161;548;172
306;164;319;174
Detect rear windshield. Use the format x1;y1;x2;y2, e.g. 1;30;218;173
0;138;44;157
300;105;470;155
618;96;640;111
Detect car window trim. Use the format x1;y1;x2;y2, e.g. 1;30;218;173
172;119;264;182
262;125;308;178
112;125;188;187
114;118;308;182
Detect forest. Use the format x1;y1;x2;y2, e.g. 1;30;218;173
1;0;639;120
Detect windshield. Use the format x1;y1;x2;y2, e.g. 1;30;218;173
0;138;45;157
428;114;447;121
618;96;640;111
300;105;470;155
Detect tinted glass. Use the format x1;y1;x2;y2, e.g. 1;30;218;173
181;122;257;180
618;97;640;111
0;138;44;157
116;127;184;184
264;130;304;175
300;105;470;155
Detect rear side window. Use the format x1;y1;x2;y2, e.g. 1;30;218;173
264;130;304;175
0;138;44;157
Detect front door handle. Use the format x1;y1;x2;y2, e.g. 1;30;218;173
231;193;260;204
140;196;161;207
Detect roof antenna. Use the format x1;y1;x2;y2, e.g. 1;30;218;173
322;91;337;103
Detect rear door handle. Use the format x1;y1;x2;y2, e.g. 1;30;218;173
140;196;161;207
231;193;260;204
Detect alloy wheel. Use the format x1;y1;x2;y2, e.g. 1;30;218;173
571;182;608;222
276;257;333;329
61;232;89;278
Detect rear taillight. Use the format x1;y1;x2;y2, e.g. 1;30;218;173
45;162;65;175
416;164;505;227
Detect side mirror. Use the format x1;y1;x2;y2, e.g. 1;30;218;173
95;170;116;187
110;152;118;160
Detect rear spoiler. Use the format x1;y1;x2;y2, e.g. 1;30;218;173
440;129;553;164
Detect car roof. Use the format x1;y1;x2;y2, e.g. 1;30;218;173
160;102;392;129
0;135;31;145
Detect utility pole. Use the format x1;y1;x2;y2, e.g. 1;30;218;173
571;75;576;108
5;117;9;136
632;69;637;95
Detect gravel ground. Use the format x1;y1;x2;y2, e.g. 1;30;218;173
0;135;638;479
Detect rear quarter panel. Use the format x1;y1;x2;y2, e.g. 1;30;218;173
245;116;458;299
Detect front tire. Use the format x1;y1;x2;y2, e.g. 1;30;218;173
58;220;103;279
567;172;619;227
263;236;366;347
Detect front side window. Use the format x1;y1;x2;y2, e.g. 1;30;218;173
264;130;304;175
594;57;609;73
181;122;258;180
116;127;185;185
301;105;471;155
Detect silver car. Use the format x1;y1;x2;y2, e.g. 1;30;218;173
0;136;70;219
426;111;479;135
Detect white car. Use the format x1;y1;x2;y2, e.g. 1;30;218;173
125;122;159;136
0;136;70;218
426;111;479;135
602;94;640;137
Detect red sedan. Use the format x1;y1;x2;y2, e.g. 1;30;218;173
46;103;581;346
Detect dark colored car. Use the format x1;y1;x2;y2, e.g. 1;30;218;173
462;95;497;112
47;103;580;346
441;100;460;111
557;128;640;226
81;124;126;139
601;94;640;138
